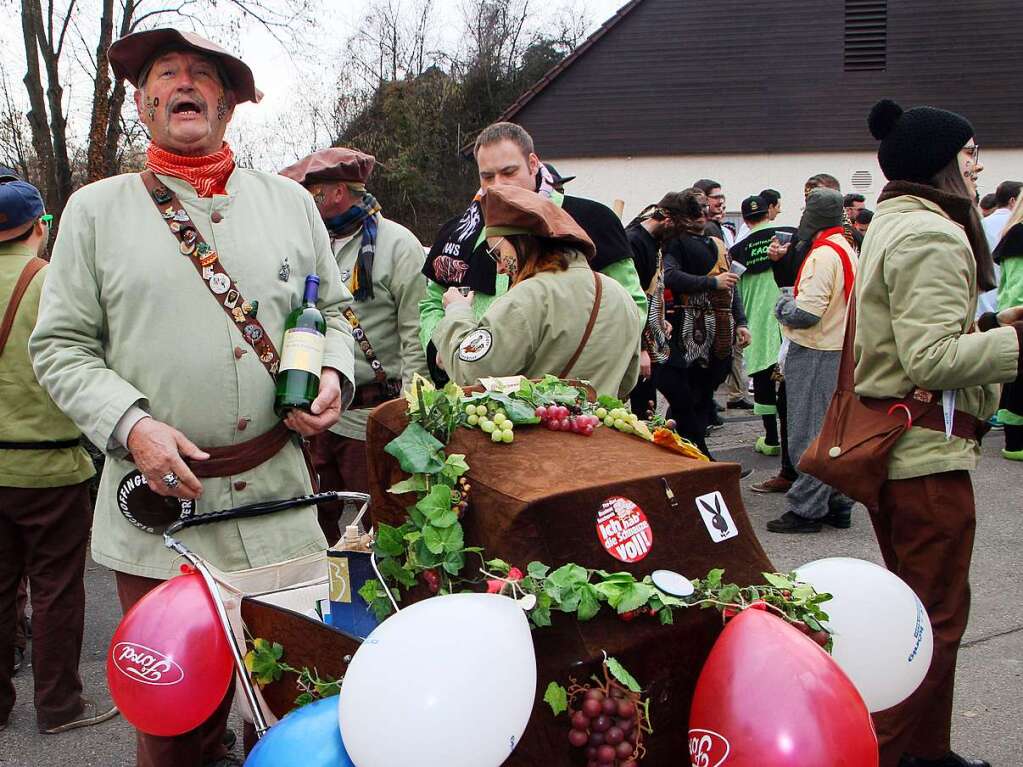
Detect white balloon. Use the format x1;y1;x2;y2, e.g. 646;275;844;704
795;557;933;713
339;593;537;767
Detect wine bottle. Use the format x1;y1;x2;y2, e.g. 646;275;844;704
274;274;326;416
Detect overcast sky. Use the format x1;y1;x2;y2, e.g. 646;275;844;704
2;0;629;171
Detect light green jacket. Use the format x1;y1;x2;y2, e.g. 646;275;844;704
420;259;646;353
853;194;1020;479
332;215;429;440
434;250;643;399
0;243;94;488
30;170;356;579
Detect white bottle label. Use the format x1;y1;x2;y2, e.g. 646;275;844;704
279;328;324;374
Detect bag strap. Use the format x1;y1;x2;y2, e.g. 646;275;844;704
835;292;858;393
139;171;281;379
795;234;855;304
0;256;46;358
559;271;603;379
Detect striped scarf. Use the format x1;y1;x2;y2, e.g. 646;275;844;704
146;143;235;198
324;191;382;301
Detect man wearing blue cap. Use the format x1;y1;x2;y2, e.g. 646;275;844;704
0;178;116;735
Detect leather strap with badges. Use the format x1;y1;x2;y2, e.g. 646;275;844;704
342;305;402;407
140;171;281;378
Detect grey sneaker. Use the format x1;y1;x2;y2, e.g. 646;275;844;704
40;697;119;734
13;647;24;675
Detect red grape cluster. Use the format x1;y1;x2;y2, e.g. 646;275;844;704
535;405;600;436
567;686;641;767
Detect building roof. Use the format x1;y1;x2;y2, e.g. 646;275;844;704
497;0;1023;158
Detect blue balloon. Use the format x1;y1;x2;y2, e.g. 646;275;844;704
245;696;355;767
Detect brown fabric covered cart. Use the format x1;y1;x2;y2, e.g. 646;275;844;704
365;399;775;766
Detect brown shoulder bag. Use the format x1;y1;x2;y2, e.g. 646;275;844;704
797;295;932;509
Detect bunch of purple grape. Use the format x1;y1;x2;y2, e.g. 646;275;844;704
567;686;642;767
535;405;600;436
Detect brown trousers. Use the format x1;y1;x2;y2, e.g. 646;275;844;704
115;572;235;767
0;482;92;729
14;576;28;652
308;430;370;545
868;470;975;765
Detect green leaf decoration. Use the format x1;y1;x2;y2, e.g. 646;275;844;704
576;584;601;621
596;394;625;411
384;422;446;474
440;454;470;482
762;572;794;590
442;550;466;575
606;656;642;693
527;561;551;579
547;563;590;591
417;485;454;522
387;475;429;495
375;523;406;558
658;609;674;626
378;557;416;589
544;682;569;716
486;558;512;574
705;568;725;589
486;392;541;424
616;582;656;614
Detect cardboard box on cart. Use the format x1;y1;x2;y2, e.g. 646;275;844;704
365;398;775;767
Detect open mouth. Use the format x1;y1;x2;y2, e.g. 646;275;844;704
171;99;204;117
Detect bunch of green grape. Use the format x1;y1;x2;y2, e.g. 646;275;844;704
463;402;515;443
594;407;643;436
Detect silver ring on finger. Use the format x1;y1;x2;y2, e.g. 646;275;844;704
161;472;180;489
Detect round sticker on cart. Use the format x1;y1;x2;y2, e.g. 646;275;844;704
596;496;653;563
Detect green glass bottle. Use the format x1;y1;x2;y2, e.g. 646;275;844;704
274;274;326;416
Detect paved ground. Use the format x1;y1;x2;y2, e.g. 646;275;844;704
2;411;1020;765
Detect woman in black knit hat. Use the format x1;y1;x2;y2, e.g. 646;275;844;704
854;99;1023;767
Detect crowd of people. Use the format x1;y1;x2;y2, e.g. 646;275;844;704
1;25;1021;767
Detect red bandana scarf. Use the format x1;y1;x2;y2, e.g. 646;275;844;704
146;143;236;198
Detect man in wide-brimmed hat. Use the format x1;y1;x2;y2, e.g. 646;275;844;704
280;147;428;541
30;28;356;766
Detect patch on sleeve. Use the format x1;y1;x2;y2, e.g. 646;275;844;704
457;329;493;362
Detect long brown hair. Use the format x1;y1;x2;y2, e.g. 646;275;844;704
930;160;996;291
507;234;571;285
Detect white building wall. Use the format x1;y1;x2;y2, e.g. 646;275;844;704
545;150;1023;228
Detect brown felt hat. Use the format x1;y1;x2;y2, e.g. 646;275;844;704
482;185;595;259
279;148;376;187
108;28;261;104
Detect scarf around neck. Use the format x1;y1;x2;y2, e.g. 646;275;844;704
878;180;996;291
324;191;382;301
422;164;561;292
146;143;235;198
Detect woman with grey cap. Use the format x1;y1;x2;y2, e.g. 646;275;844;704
766;187;857;535
854;99;1023;767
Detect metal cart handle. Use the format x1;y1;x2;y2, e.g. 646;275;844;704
164;491;370;538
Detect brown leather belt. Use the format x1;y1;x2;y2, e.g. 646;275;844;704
351;379;402;410
861;395;989;442
129;421;294;479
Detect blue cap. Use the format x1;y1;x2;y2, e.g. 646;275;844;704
0;180;45;241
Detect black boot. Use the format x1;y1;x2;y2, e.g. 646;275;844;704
766;511;822;534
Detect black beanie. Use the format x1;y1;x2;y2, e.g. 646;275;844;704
869;99;975;183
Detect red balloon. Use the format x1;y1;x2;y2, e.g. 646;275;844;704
107;567;234;736
688;609;878;767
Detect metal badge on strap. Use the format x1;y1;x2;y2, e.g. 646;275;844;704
140;171;281;379
341;306;395;390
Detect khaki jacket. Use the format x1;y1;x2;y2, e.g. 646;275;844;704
782;232;856;351
0;243;94;488
30;170;356;579
853;194;1019;479
333;215;429;440
434;250;643;399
